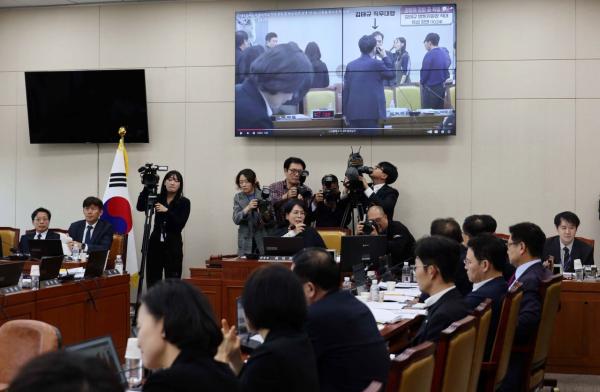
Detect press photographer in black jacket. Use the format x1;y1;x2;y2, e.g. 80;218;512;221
137;170;190;288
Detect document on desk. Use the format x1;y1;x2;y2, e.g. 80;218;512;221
384;288;421;302
366;303;427;324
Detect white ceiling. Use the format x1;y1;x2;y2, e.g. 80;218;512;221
0;0;179;8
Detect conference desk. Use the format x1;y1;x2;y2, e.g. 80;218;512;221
185;256;423;353
0;274;130;359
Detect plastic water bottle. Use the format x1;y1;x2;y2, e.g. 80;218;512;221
30;265;40;290
71;243;80;260
115;255;124;275
402;262;411;283
369;279;380;302
125;338;143;388
342;277;352;291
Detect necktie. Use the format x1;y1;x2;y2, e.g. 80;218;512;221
84;225;93;244
563;246;573;272
36;233;42;240
507;273;516;287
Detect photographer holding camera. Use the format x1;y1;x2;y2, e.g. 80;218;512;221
357;205;415;269
359;161;399;221
268;157;312;225
136;170;190;288
310;174;350;228
233;169;274;257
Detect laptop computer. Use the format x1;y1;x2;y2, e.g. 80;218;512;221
65;335;127;387
28;239;64;260
263;236;304;257
0;262;24;292
340;235;387;273
236;297;262;353
39;256;63;281
84;250;109;278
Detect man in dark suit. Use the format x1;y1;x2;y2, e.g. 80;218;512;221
19;207;61;254
234;30;249;85
359;161;399;220
67;196;113;253
464;234;509;360
292;248;389;392
543;211;594;272
357;205;415;269
343;34;395;131
500;222;552;391
430;217;472;296
411;235;469;345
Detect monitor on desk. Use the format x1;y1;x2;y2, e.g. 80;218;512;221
0;261;24;288
340;235;387;272
28;239;64;260
39;256;63;281
84;250;109;278
263;236;304;256
65;335;126;386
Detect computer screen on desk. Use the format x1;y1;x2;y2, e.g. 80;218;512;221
0;261;24;288
263;236;304;256
65;336;126;386
29;239;64;260
235;4;457;137
340;235;387;272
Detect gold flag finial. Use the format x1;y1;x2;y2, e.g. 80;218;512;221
118;126;127;139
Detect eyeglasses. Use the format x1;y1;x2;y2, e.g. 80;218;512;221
34;218;49;222
288;169;303;175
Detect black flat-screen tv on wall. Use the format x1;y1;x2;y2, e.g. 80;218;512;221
25;69;149;143
235;4;456;137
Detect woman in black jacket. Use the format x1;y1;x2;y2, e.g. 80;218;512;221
274;199;326;249
137;170;190;288
305;41;329;88
138;280;239;392
216;265;318;392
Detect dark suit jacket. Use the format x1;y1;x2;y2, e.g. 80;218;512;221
67;219;114;252
465;276;508;360
143;348;240;392
542;236;594;271
455;245;473;296
235;79;273;133
307;290;389;392
239;328;319;392
367;184;399;220
343;54;394;121
383;220;415;268
19;231;61;254
514;261;552;344
412;287;469;346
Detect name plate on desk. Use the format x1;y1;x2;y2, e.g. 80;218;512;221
258;256;294;262
1;285;22;295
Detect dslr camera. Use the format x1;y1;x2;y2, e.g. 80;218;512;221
362;219;379;235
297;170;312;199
257;187;271;214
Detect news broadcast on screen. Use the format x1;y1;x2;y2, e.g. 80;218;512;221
235;4;457;137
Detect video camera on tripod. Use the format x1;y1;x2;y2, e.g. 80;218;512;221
138;163;169;192
344;147;373;194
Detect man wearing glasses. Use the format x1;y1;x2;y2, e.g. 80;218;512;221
18;207;61;254
501;222;552;392
269;157;312;224
410;235;469;345
357;205;415;269
359;161;399;220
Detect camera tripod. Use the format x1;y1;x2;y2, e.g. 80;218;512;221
340;191;366;235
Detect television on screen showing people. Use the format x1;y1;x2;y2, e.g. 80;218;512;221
542;211;594;272
18;207;61;254
273;199;326;249
500;222;552;391
411;235;469;346
67;196;114;253
420;32;451;109
464;234;509;360
8;351;124;392
216;264;319;392
235;42;313;133
430;217;472;295
357;205;415;269
342;34;394;132
233;169;274;256
136;170;190;288
291;248;390;392
137;279;239;392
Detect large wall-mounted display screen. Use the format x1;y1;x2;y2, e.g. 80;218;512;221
235;4;456;137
